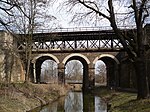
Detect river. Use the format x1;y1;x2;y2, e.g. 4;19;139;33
29;91;107;112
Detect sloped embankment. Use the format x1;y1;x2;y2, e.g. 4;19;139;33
92;86;150;112
0;83;69;112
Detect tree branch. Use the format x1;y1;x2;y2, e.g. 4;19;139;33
77;0;110;20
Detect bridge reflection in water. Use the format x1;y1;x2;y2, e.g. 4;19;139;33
30;91;107;112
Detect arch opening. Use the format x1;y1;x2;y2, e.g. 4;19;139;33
94;55;119;88
34;56;58;83
95;60;107;86
41;60;58;83
64;55;89;90
65;60;83;86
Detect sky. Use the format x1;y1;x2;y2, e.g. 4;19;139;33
0;0;149;31
48;1;75;28
48;0;150;28
48;0;126;28
48;0;111;28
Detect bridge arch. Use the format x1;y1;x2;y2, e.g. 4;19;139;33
62;53;90;65
93;54;120;87
31;54;60;64
93;54;120;65
62;53;90;90
31;54;59;83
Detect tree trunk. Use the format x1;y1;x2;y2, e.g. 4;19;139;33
135;56;149;99
25;35;32;83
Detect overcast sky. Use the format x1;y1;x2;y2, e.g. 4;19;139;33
48;0;150;28
49;0;126;28
48;0;111;28
48;1;74;28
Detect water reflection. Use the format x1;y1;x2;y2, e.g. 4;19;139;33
65;92;83;112
30;91;107;112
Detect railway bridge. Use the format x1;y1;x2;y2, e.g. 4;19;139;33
15;25;150;90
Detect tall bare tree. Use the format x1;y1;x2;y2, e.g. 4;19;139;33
11;0;58;82
63;0;150;99
0;0;58;82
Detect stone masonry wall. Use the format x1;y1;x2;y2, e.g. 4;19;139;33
0;31;25;83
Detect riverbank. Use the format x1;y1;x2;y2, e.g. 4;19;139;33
0;83;69;112
93;86;150;112
1;84;150;112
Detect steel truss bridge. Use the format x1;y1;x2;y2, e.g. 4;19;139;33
16;27;135;53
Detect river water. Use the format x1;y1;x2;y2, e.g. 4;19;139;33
29;91;107;112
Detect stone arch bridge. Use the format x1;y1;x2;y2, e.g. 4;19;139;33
15;25;150;90
30;52;120;90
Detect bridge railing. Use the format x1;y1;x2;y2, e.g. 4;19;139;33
31;25;136;34
11;25;136;34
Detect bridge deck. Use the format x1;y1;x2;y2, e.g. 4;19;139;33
16;28;135;52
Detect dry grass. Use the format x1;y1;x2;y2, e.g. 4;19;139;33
110;93;150;112
92;87;150;112
0;83;69;112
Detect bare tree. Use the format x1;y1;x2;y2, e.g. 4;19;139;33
96;61;106;75
0;0;16;28
14;0;58;82
0;0;59;82
63;0;150;99
95;61;107;84
65;60;83;81
41;60;58;83
0;1;20;84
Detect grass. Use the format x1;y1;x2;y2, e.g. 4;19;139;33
111;94;150;112
93;86;150;112
0;83;69;112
